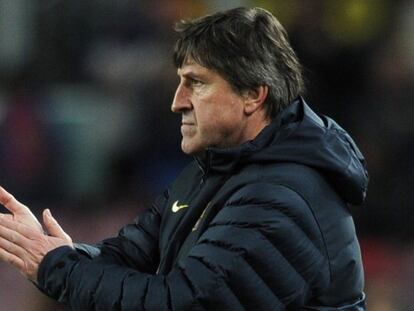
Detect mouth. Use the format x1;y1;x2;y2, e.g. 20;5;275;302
180;122;196;136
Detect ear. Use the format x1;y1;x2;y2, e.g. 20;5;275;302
243;85;268;115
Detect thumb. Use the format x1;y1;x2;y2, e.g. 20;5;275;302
43;209;72;242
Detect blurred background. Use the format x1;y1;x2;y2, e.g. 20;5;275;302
0;0;412;310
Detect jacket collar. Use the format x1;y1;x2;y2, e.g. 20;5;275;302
195;98;303;176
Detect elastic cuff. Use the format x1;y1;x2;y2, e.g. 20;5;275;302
37;246;78;290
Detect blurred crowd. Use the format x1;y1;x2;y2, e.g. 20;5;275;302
0;0;413;310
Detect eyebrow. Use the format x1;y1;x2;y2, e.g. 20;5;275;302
178;70;206;81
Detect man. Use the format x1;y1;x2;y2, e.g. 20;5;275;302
0;7;368;310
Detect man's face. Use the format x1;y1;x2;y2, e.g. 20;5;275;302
171;60;248;155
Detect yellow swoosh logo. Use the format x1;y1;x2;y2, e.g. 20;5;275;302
172;200;189;213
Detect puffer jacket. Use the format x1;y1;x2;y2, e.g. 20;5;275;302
37;98;368;310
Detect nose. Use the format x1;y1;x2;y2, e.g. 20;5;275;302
171;82;192;113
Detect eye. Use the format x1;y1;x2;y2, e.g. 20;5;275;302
181;76;205;89
190;78;204;87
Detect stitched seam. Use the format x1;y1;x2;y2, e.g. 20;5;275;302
223;181;332;285
271;183;333;283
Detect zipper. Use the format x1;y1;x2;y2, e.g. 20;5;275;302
195;150;211;186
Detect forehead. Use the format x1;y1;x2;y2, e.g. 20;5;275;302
177;59;212;77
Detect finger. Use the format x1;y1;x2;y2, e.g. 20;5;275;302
0;213;13;221
0;244;25;271
0;211;42;234
0;235;26;259
0;220;42;247
0;223;23;247
0;186;30;215
43;209;72;241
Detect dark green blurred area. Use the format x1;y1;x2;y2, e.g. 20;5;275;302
0;0;412;310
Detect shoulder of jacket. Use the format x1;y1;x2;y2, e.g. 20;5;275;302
223;182;313;224
230;162;326;198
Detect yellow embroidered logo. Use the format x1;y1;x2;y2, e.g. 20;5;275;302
172;200;189;213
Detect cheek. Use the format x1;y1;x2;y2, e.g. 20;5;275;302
194;92;244;135
214;100;244;125
199;107;242;140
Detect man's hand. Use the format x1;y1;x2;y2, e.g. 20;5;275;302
0;187;73;283
0;187;43;233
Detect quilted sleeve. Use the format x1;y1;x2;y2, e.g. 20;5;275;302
73;189;167;273
37;184;335;310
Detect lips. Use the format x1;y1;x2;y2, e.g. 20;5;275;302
181;122;196;136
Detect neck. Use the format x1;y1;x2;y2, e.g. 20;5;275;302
242;110;271;143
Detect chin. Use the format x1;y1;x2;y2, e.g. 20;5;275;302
181;140;205;156
181;142;195;155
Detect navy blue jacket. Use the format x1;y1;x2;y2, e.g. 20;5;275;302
38;98;368;310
